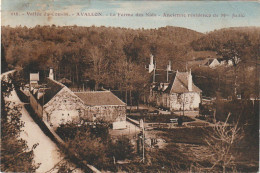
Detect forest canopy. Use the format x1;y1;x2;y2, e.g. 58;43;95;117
1;25;259;98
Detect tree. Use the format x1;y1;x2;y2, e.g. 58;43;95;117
85;45;108;90
205;113;244;172
55;122;135;171
108;136;135;161
217;35;251;97
67;131;110;170
1;44;9;73
1;77;39;172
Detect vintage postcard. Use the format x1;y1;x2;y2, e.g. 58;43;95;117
1;0;259;172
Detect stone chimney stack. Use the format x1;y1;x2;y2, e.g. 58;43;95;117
153;61;156;83
167;60;171;71
188;69;192;91
49;68;54;80
166;61;171;82
149;54;155;73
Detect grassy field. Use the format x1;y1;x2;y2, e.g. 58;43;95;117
150;127;259;172
155;127;208;145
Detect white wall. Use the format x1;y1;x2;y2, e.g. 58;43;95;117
45;110;79;128
169;92;201;111
209;59;220;68
112;121;127;129
43;87;85;129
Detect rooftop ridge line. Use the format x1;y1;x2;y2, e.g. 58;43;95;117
73;90;110;93
47;77;65;88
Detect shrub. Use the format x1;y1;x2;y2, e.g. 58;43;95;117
107;136;135;161
56;122;109;141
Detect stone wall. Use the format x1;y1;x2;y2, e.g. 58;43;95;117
43;87;85;128
148;91;201;111
29;85;127;129
83;105;126;123
169;92;201;111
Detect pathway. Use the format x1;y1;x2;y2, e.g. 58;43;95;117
5;89;64;173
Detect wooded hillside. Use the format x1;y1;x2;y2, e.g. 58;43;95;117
1;25;202;88
1;25;259;98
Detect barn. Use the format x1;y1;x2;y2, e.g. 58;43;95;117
74;91;126;129
29;68;126;129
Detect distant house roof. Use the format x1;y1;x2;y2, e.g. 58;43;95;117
188;58;220;68
152;71;201;93
204;59;214;65
30;73;39;81
203;58;220;66
74;91;126;106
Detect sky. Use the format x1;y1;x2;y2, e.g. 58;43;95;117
1;0;260;33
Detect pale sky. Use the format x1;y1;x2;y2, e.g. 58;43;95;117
1;0;260;33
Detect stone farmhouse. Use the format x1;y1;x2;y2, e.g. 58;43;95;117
147;55;202;111
74;91;126;129
29;68;126;129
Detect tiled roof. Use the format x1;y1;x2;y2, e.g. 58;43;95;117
30;73;39;81
74;91;126;106
38;78;64;105
170;72;201;93
152;71;201;93
204;58;219;66
150;69;176;84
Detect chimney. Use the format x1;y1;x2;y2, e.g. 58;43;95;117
149;54;155;73
49;68;54;80
188;69;192;91
167;60;171;71
150;54;153;64
153;61;156;83
166;61;171;82
167;69;169;82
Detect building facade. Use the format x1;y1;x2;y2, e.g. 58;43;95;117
147;55;202;111
29;77;85;128
74;91;126;129
29;69;126;129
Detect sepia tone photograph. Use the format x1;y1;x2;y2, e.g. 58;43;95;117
1;0;259;172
